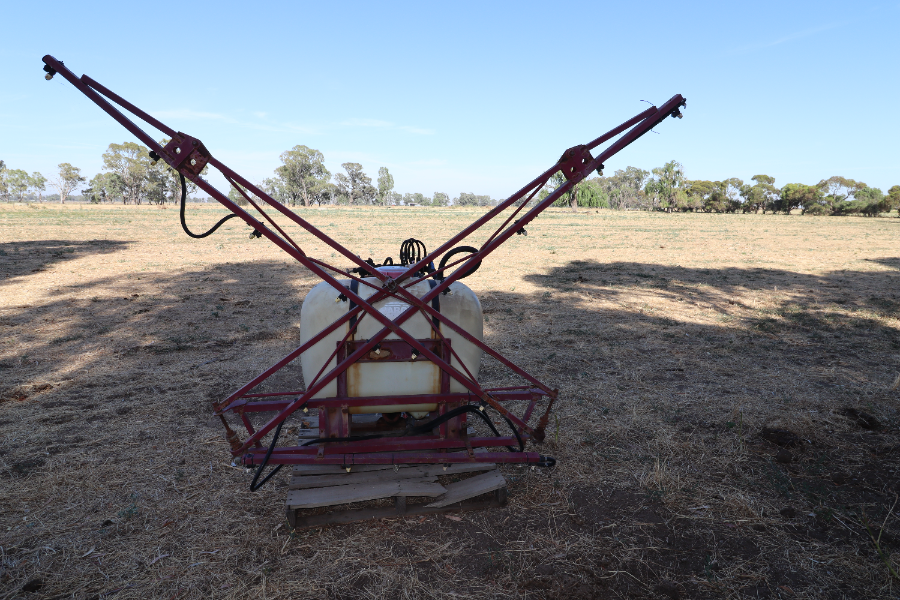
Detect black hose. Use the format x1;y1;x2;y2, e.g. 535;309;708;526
248;404;530;480
398;238;435;275
249;420;284;492
436;246;481;280
300;404;521;452
400;238;427;265
179;173;239;239
495;410;525;453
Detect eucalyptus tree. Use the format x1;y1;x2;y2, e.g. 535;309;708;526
817;176;866;213
740;175;778;213
275;145;331;207
454;192;491;207
1;166;46;202
780;183;823;214
645;160;685;211
377;167;395;206
698;178;743;213
86;172;125;203
29;172;47;201
334;163;375;204
101;142;153;204
685;180;715;210
6;169;30;201
722;178;744;212
886;186;900;215
50;162;85;204
853;187;885;216
315;182;338;206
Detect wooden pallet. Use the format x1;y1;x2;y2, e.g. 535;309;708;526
285;462;507;530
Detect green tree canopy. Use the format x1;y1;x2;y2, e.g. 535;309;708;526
454;192;492;207
51;162;85;204
740;175;778;213
85;172;125;203
574;178;610;208
817;176;866;212
334;162;375;205
102;142;153;204
696;178;744;213
274;145;331;207
6;169;30;202
645;161;685;211
685;179;715;210
780;183;823;214
884;185;900;215
842;186;885;216
377;167;394;206
29;172;47;201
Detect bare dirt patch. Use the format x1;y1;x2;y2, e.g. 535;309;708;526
1;203;899;599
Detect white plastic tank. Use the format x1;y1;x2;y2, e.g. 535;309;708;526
299;266;484;416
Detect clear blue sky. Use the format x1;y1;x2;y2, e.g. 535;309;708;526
1;1;898;198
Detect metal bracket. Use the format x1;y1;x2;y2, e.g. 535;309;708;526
163;132;210;179
557;144;594;182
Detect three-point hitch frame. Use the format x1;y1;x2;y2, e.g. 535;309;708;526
42;55;686;482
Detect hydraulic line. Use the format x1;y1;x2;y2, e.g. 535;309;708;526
299;403;524;452
249;420;284;492
436;246;481;280
179;173;239;238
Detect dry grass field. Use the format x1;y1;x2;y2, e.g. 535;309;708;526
1;202;899;599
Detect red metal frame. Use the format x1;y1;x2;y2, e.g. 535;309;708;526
42;55;686;470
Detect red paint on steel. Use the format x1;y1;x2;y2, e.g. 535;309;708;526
42;54;684;470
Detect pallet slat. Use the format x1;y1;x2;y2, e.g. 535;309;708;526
287;490;507;530
286;478;446;509
425;470;507;508
289;463;495;488
292;464;400;475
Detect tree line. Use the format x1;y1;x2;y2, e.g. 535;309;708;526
0;144;494;208
0;159;69;203
544;161;900;216
255;145;495;208
0;142;199;205
3;147;898;217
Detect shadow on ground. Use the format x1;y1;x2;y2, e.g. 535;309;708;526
1;256;899;599
0;239;131;285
